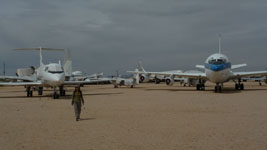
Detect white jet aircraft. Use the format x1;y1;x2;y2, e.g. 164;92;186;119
137;61;183;84
128;38;267;92
0;48;107;98
136;61;202;86
111;69;140;88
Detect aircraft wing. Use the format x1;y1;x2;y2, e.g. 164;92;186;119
127;71;207;79
0;81;42;86
0;76;36;82
63;79;111;85
231;71;267;79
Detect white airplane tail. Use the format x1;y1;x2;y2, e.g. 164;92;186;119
133;69;140;85
138;61;146;72
14;47;64;67
64;49;72;77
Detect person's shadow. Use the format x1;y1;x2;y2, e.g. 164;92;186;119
79;118;96;121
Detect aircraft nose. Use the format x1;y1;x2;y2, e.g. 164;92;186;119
52;74;64;84
211;64;223;71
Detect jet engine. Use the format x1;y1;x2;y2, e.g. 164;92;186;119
139;74;149;83
165;77;174;86
16;66;35;77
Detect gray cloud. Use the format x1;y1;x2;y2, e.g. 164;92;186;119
1;0;267;75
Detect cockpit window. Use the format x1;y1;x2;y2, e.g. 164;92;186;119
44;67;48;71
208;59;226;65
48;65;64;74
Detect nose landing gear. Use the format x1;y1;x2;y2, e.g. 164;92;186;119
235;78;244;90
196;79;205;91
214;83;222;93
53;87;59;99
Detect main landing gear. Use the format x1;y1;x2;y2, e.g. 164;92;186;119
38;87;43;95
59;86;66;96
53;86;66;99
196;79;205;91
26;87;33;97
235;78;244;90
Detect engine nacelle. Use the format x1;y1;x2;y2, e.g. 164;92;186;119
16;66;35;77
139;74;149;83
165;77;174;86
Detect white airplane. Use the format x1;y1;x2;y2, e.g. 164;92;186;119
0;47;107;98
137;61;183;84
111;69;140;88
63;49;107;82
136;61;202;86
128;38;267;92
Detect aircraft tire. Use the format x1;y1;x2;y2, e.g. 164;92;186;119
240;84;244;90
235;84;239;90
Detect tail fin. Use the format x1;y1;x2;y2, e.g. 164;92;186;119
218;33;222;54
133;69;140;84
138;61;146;72
64;49;72;77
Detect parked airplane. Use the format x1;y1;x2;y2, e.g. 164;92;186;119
63;49;108;83
136;61;202;86
137;61;183;84
128;37;267;92
0;47;106;98
242;76;267;86
111;69;140;88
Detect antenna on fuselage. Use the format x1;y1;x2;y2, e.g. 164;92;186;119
14;47;64;66
218;33;222;54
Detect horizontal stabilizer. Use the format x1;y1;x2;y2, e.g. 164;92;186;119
14;48;64;51
231;64;247;69
195;65;205;69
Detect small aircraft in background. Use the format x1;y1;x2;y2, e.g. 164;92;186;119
63;49;109;83
111;69;140;88
0;47;107;99
136;61;183;84
135;61;202;86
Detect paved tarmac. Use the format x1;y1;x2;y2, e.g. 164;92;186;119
1;82;267;150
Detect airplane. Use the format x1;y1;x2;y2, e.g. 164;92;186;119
63;49;108;83
242;76;267;86
111;69;140;88
137;61;183;84
128;37;267;92
136;61;202;86
0;47;107;98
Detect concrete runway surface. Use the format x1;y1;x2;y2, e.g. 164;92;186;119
1;82;267;150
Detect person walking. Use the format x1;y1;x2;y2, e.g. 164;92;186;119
72;86;84;121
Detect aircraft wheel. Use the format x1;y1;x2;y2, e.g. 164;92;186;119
130;85;134;88
114;85;118;88
38;87;43;95
196;84;200;90
201;84;205;91
218;86;222;92
235;84;239;90
240;84;244;90
53;92;59;99
60;90;66;96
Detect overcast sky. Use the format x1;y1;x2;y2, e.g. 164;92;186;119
1;0;267;75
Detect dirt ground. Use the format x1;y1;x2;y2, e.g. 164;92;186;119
1;82;267;150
